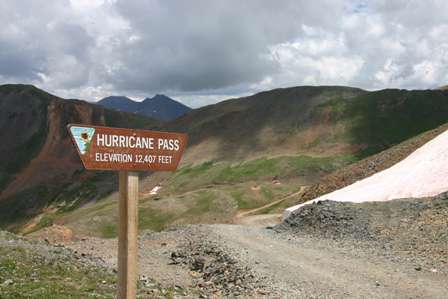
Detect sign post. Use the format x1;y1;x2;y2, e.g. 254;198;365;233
118;171;139;299
68;124;187;299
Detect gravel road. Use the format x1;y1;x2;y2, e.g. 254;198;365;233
208;224;447;298
64;222;447;298
62;194;448;298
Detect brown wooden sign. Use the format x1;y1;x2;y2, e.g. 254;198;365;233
68;124;187;171
68;123;188;298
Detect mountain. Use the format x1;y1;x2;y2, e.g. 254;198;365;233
164;86;366;163
0;84;158;229
46;85;448;238
164;86;448;164
2;84;448;235
98;94;192;121
96;96;140;112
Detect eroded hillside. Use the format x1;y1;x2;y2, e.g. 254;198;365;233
0;84;158;230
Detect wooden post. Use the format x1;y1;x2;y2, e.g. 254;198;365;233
67;125;187;298
118;171;139;299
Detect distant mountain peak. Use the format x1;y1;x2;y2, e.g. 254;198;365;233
100;96;135;104
98;96;140;114
103;95;131;99
145;94;173;101
98;94;192;121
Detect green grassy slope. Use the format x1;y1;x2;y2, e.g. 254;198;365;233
164;86;365;162
313;89;448;157
165;155;355;194
41;154;355;237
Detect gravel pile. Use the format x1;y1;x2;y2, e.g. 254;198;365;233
278;200;375;241
277;193;448;270
170;228;268;298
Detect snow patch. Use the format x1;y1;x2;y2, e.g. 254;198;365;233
284;129;448;219
149;185;161;195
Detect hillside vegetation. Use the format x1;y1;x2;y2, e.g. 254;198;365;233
165;86;366;162
2;84;448;235
165;86;448;163
34;154;354;237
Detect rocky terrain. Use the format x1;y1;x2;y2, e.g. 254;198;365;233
58;191;447;298
0;230;190;298
64;226;269;298
1;188;447;298
1;84;448;298
277;193;448;272
169;227;269;297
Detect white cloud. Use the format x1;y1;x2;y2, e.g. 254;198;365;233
0;0;447;107
264;30;364;88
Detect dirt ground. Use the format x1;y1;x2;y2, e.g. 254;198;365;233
61;193;448;298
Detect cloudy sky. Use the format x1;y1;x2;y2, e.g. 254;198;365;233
1;0;447;107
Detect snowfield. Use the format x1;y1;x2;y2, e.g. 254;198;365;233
284;129;448;219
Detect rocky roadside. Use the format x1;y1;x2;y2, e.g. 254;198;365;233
0;230;116;298
11;190;448;298
62;225;273;298
169;226;272;298
0;230;194;298
276;192;448;273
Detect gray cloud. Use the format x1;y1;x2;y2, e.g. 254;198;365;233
0;0;95;89
0;0;447;107
101;0;343;93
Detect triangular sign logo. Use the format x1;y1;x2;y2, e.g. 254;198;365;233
70;126;95;155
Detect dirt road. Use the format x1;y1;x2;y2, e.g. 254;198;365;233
65;222;448;298
234;186;309;220
209;224;447;298
232;186;308;226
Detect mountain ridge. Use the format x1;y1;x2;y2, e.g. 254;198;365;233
2;83;448;233
163;85;448;164
98;94;192;121
96;96;139;112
